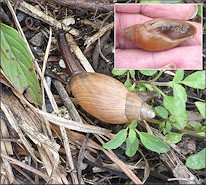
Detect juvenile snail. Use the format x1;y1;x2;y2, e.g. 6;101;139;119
122;18;197;51
57;32;155;124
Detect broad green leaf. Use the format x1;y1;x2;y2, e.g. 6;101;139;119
173;84;187;115
195;102;206;119
181;71;205;89
129;120;137;129
186;149;206;170
0;23;42;105
173;70;184;83
168;116;181;130
129;70;135;78
165;133;184;144
163;95;174;115
173;111;188;130
139;70;157;76
128;128;136;143
126;137;139;157
124;78;132;89
138;132;170;154
112;69;126;76
103;129;127;150
154;106;168;119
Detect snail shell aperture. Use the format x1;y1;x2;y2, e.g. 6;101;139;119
122;18;197;51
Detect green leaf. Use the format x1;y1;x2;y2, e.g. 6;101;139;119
128;128;136;143
198;4;203;17
129;70;135;78
0;23;42;105
112;69;126;76
165;133;184;144
128;83;136;92
126;137;139;157
181;71;206;89
168;116;181;130
139;70;157;76
124;78;132;89
138;84;147;92
173;111;188;130
163;95;174;115
129;120;137;129
173;84;187;115
163;122;172;135
154;106;168;119
173;70;184;83
186;149;206;170
195;101;206;119
103;129;127;150
188;121;203;130
159;122;165;130
138;132;170;154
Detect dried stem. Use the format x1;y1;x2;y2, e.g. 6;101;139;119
51;0;113;12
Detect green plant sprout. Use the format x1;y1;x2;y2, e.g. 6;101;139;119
103;120;170;157
105;69;205;170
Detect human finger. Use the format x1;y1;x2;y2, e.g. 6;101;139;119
115;46;202;69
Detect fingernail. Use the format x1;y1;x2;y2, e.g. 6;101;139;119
161;63;177;70
190;4;198;19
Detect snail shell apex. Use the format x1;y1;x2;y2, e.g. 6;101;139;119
70;72;155;124
123;18;197;51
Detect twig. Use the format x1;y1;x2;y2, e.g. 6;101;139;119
93;30;111;69
52;79;81;184
59;126;79;184
12;90;111;135
51;0;114;12
65;33;95;72
1;102;40;163
12;165;36;184
98;12;113;63
41;27;53;138
9;0;80;36
52;80;83;123
84;22;114;48
1;154;53;182
77;133;90;184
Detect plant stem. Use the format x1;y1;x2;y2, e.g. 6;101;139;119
150;70;164;82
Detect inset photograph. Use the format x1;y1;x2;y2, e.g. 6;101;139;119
114;4;202;70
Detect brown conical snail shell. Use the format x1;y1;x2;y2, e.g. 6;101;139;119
57;32;155;124
122;18;197;51
70;72;155;124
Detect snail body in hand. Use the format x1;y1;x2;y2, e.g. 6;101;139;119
122;18;197;51
57;32;155;124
